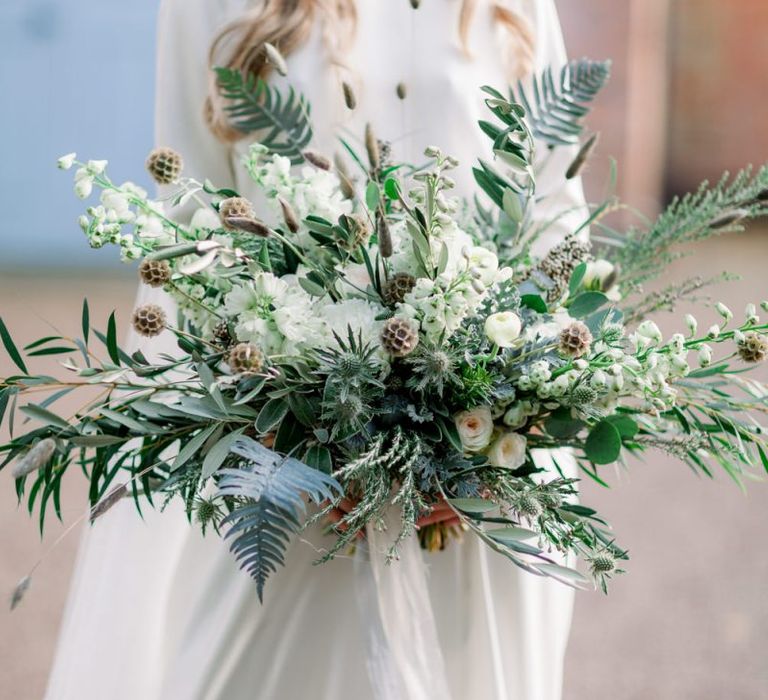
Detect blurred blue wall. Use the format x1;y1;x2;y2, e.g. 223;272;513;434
0;1;157;268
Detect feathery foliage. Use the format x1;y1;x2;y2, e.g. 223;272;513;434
511;59;611;146
215;67;313;165
218;437;342;600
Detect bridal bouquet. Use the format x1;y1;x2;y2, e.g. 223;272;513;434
4;59;768;604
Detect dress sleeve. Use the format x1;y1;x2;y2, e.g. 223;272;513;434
155;0;237;220
519;0;590;255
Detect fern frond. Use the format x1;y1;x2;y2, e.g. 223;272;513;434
215;67;313;165
218;437;341;600
512;59;611;146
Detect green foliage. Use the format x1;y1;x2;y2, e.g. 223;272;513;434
511;59;611;146
215;67;313;165
218;437;342;600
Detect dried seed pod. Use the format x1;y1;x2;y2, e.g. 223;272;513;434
212;320;236;349
396;82;407;100
278;197;300;233
334;153;356;199
365;123;380;171
138;258;171;288
10;575;31;611
376;213;393;258
224;217;271;237
132;303;167;337
566;132;599;180
559;321;593;358
737;331;768;363
381;317;419;357
228;342;265;374
219;197;255;229
410;0;421;7
11;438;56;479
382;272;416;305
303;150;332;170
264;42;288;76
340;213;372;250
145;147;183;185
90;484;128;523
342;81;357;110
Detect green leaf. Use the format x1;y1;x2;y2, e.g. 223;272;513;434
256;398;289;433
298;277;326;297
82;299;90;345
536;562;590;587
606;415;638;439
26;346;76;357
19;404;70;429
286;393;317;427
569;292;608;318
585;420;622;465
106;312;120;365
568;262;588;296
521;294;548;313
502;188;523;222
172;424;218;471
273;416;305;454
365;181;380;211
384;177;401;200
487;526;539;544
545;408;585;439
304;444;333;474
0;317;28;374
439;418;464;453
202;428;246;478
69;435;127;447
448;498;497;514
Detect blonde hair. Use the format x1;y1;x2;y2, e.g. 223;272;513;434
206;0;535;142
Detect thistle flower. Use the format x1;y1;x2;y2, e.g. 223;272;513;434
12;438;56;479
228;342;265;374
264;42;288;76
590;552;616;575
342;81;356;110
513;492;542;519
737;331;768;363
145;147;183;185
381;317;419;358
132;304;167;337
570;384;598;407
383;272;417;306
559;321;593;358
138;258;171;288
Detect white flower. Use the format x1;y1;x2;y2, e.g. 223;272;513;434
685;314;698;336
101;191;132;220
745;303;759;324
707;325;720;339
466;246;499;287
190;207;222;232
74;177;93;199
487;432;527;469
57;152;76;170
583;259;615;289
319;298;382;348
87;159;108;175
636;320;662;345
484;311;522;347
716;302;733;322
454;406;494;452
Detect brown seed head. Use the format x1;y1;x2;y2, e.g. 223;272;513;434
228;342;265;374
138;258;171;288
559;321;593;358
132;304;167;337
383;272;416;306
381;317;419;358
146;147;183;185
738;331;768;363
219;197;255;230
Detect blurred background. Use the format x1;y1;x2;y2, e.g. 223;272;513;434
1;0;767;698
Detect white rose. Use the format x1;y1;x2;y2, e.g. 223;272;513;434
454;406;494;452
487;432;527;469
484;311;522;348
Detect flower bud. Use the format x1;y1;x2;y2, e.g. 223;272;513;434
707;325;720;339
685;314;698;337
87;159;108;175
698;344;712;367
57;152;77;170
745;303;759;324
636;320;662;345
484;311;522;348
75;178;93;199
715;302;733;322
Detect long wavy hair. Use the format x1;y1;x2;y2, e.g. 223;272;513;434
206;0;535;142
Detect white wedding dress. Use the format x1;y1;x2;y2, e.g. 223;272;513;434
46;1;588;699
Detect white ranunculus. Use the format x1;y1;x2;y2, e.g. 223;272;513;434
454;406;494;452
484;311;522;348
487;432;527;469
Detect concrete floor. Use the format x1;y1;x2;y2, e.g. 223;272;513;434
1;230;768;699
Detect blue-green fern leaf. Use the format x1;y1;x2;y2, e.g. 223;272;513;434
218;437;342;600
512;59;611;146
215;67;313;165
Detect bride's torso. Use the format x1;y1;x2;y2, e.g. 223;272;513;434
225;0;523;197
